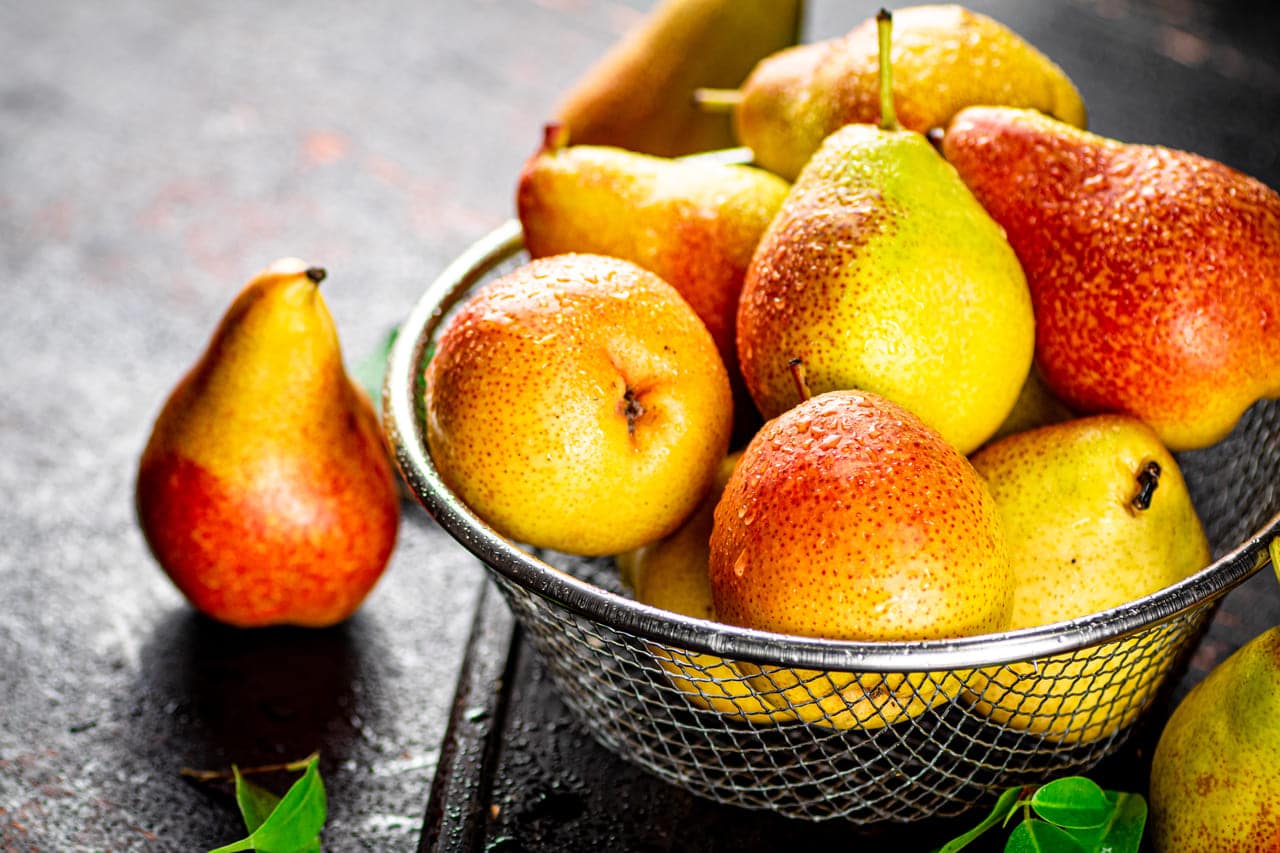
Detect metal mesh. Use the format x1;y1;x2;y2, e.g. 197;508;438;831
494;557;1213;823
386;222;1280;825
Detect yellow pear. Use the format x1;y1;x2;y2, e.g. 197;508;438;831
619;453;793;724
1149;626;1280;851
966;415;1211;744
735;10;1033;454
731;4;1086;180
556;0;804;157
424;253;732;557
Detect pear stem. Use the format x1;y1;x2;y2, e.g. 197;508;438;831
876;9;898;132
693;88;744;113
542;122;570;152
305;266;326;284
1131;460;1161;511
788;357;813;402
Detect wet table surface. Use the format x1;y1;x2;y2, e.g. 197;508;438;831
2;1;1279;851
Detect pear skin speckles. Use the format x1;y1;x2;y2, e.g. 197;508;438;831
736;5;1087;181
737;123;1034;454
943;106;1280;452
708;390;1012;643
424;253;733;557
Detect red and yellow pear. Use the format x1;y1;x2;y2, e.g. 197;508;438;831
708;389;1013;729
136;259;400;628
943;105;1280;451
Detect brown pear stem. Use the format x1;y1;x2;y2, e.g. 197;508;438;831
542;122;570;152
1131;460;1162;511
788;357;813;402
693;88;744;113
876;9;898;132
305;266;326;284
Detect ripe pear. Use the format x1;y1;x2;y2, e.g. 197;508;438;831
736;11;1034;455
516;131;791;385
1149;625;1280;851
555;0;804;157
726;4;1085;180
943;106;1280;452
618;453;794;724
424;253;732;557
708;389;1013;729
136;259;401;628
965;415;1210;744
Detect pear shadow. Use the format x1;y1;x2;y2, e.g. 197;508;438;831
123;607;378;784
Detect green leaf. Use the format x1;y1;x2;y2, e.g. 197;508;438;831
1005;819;1088;853
1061;791;1147;853
1030;776;1111;829
350;326;399;408
208;755;326;853
937;785;1025;852
234;767;282;833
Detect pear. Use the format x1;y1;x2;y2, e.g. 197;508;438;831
516;130;790;387
985;365;1075;446
965;415;1210;744
708;389;1013;729
555;0;804;157
722;4;1085;180
424;253;732;557
1149;626;1280;851
619;453;794;724
136;259;400;628
736;10;1034;455
943;105;1280;452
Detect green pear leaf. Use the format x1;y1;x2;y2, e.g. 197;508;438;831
936;785;1025;852
1004;818;1088;853
1059;791;1147;853
1029;776;1110;828
207;754;326;853
234;767;282;833
351;326;399;408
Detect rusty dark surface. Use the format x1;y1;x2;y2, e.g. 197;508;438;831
2;1;1279;851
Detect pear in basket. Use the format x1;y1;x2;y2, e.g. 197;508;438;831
618;452;793;724
424;253;732;557
942;105;1280;452
964;415;1210;745
708;390;1013;730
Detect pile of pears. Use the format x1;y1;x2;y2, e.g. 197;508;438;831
429;0;1280;758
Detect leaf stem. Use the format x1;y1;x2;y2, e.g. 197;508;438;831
181;751;321;783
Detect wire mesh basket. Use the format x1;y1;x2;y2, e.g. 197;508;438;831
384;219;1280;824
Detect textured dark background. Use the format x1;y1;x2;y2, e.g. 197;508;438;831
1;1;1278;851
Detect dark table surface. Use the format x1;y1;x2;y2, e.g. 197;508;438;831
3;1;1279;851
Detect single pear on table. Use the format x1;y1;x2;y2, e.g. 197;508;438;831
708;389;1014;730
555;0;804;157
736;10;1034;455
1149;625;1280;851
136;259;401;628
424;253;733;558
943;105;1280;452
715;4;1085;180
516;129;790;393
618;452;794;724
965;414;1210;745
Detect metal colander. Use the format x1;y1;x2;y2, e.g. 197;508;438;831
384;219;1280;824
